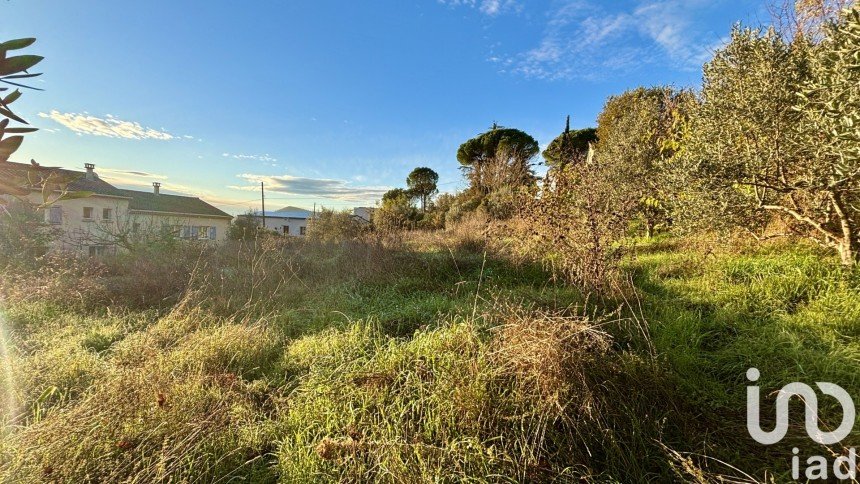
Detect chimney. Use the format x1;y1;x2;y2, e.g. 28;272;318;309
84;163;96;180
153;182;161;195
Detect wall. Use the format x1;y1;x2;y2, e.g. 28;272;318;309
261;216;309;236
33;193;131;255
31;193;231;255
128;212;231;242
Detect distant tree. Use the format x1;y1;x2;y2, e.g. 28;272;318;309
422;191;455;229
457;124;539;194
542;116;598;169
374;190;419;231
406;167;439;212
769;0;852;41
382;188;409;203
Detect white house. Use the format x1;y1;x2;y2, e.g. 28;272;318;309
2;162;232;255
242;206;313;236
352;207;374;224
240;206;374;236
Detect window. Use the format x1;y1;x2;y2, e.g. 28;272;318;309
299;226;306;236
283;226;290;235
170;225;216;240
48;206;62;225
83;207;94;220
102;208;113;220
88;245;106;257
133;223;141;232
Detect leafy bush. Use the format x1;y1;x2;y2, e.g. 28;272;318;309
0;201;57;267
372;192;419;232
306;208;366;243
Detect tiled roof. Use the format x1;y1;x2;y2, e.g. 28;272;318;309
1;161;231;219
0;161;131;198
116;189;232;219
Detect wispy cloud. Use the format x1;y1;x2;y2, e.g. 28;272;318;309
97;168;197;195
222;152;278;163
438;0;520;16
37;110;179;140
97;167;169;180
483;0;722;80
96;166;251;209
232;173;390;202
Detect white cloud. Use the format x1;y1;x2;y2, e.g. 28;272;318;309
232;173;391;202
97;167;248;207
488;0;722;80
37;110;179;140
222;152;278;163
98;167;169;181
438;0;519;16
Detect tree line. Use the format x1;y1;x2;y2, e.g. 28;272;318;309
387;2;859;268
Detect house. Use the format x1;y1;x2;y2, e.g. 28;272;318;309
352;207;374;224
1;162;232;255
116;184;232;244
241;206;314;236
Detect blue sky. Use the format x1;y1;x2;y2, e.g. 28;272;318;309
5;0;769;213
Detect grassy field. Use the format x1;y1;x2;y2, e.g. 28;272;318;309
1;231;858;482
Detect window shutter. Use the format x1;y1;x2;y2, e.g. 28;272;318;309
209;226;216;240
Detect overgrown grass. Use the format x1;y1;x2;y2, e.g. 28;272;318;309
1;231;858;482
627;236;860;478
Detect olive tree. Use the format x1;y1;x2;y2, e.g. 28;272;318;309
683;28;809;238
594;87;691;237
794;6;860;265
682;20;859;265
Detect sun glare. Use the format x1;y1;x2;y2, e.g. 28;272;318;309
0;308;18;431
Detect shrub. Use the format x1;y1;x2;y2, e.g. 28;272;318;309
0;201;57;267
521;159;636;294
372;193;419;232
306;208;366;243
229;211;265;241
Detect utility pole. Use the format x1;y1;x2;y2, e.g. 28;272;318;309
261;182;266;229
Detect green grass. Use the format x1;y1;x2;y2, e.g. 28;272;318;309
1;234;858;482
626;237;860;477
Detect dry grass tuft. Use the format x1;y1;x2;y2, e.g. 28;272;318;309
491;304;612;413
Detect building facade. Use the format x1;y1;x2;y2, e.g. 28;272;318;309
2;162;232;255
241;206;314;236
